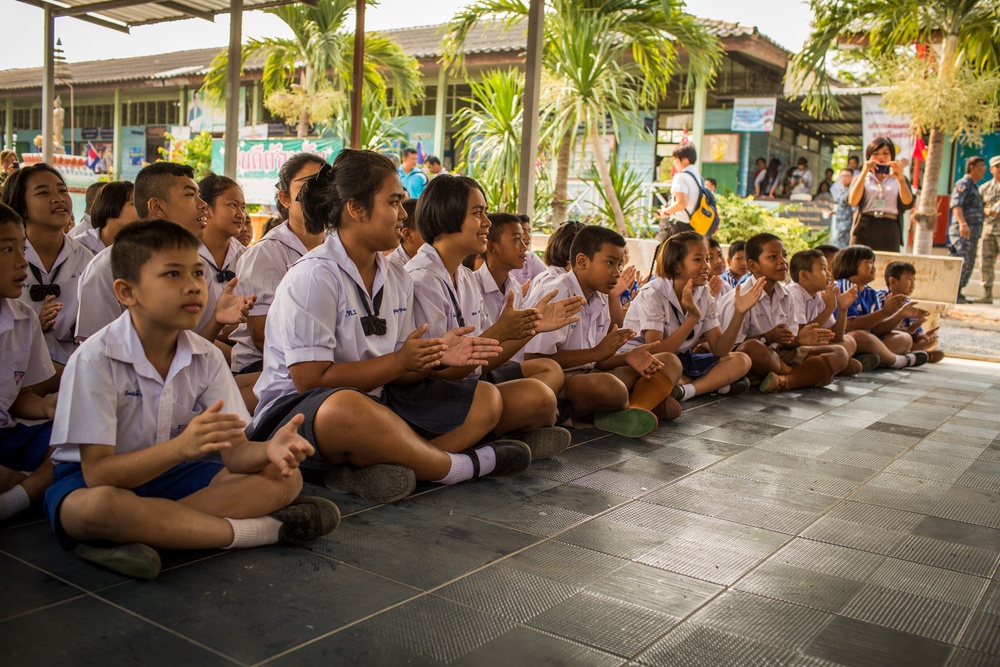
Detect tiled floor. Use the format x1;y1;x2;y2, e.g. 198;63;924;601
3;358;1000;666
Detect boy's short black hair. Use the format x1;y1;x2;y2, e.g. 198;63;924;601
400;147;417;159
707;236;722;251
415;174;487;244
517;213;530;225
544;221;585;268
727;239;746;260
814;244;840;256
745;233;782;263
570;225;625;265
672;144;697;165
0;202;24;228
90;180;134;230
831;244;876;280
705;178;717;188
111;219;200;284
401;198;419;230
1;163;66;220
884;261;916;286
655;230;705;279
789;249;825;284
486;212;522;244
966;156;986;174
134;162;195;219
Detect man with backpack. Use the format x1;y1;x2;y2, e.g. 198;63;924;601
653;144;718;241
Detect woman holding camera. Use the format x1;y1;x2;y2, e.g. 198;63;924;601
848;137;914;251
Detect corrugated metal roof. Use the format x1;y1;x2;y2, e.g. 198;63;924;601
17;0;311;28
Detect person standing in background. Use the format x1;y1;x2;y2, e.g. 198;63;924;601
977;156;1000;303
949;156;988;304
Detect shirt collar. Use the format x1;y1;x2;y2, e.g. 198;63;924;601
199;238;243;271
410;243;454;285
476;261;505;296
264;221;308;257
326;229;386;297
25;235;78;274
104;311;207;382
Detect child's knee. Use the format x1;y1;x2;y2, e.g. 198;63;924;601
61;486;129;536
653;352;682;379
727;351;753;374
472;382;503;426
257;465;304;505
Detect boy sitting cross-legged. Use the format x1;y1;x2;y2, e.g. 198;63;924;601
876;261;944;363
524;225;684;438
718;233;850;393
44;220;339;580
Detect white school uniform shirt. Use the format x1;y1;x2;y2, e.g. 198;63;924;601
523;265;567;307
406;244;488;339
75;227;105;256
787;282;835;329
75;245;122;341
68;214;92;239
512;252;547;286
254;230;415;425
621;279;719;354
199;238;245;324
19;235;91;365
718;280;796;346
50;311;249;464
0;298;55;429
473;262;523;326
229;222;307;372
523;271;610;371
384;244;415;270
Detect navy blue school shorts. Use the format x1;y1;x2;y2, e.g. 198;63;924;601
0;421;53;472
44;459;224;551
678;349;721;378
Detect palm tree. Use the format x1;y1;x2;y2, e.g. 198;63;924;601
203;0;423;140
788;0;1000;254
444;0;722;233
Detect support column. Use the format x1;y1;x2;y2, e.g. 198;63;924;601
690;78;707;157
350;0;365;149
251;80;261;127
179;86;188;128
433;67;447;157
516;0;544;217
5;97;12;152
223;0;243;178
42;6;55;164
113;88;122;180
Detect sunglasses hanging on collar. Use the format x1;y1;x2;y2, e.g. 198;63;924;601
28;262;62;302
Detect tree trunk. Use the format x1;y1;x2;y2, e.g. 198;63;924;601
912;33;958;255
589;130;626;236
551;132;572;222
297;68;310;138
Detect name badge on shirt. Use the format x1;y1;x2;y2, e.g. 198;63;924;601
871;196;887;211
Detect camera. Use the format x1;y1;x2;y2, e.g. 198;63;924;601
874;163;891;175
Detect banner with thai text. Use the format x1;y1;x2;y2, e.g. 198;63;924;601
211;138;343;204
731;98;776;133
861;95;914;167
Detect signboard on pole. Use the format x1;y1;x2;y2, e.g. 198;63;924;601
731;98;776;133
211;138;343;204
861;95;914;166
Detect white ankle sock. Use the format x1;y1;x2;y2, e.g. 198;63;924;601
679;384;697;401
224;516;283;549
433;452;473;485
890;354;909;368
716;383;732;395
904;353;918;366
0;485;29;520
472;446;497;476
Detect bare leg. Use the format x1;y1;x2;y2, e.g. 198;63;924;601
689;352;752;395
0;465;27;493
519;358;564;395
178;465;301;519
564;373;629;418
18;457;54;505
495;378;557;435
804;344;849;375
848;330;898;366
311;391;454;480
882;331;913;354
430;382;502;453
236;372;260;414
737;339;785;376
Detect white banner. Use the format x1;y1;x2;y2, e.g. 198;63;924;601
731;98;776;133
861;95;914;165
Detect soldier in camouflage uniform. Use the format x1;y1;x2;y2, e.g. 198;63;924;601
976;156;1000;303
949;156;987;303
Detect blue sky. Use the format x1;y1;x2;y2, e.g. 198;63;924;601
3;0;813;69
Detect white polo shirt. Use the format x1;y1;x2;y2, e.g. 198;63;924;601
384;244;415;270
670;166;702;224
0;298;55;429
50;311;249;464
75;246;122;341
229;222;307;372
523;266;567;308
512;252;546;286
199;237;245;325
254;230;415;425
523;271;610;371
68;214;92;239
473;262;523;327
19;235;92;365
621;279;719;354
406;244;487;338
718;279;796;345
75;227;104;256
788;282;835;329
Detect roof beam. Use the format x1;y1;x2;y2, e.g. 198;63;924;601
15;0;131;33
56;0;161;16
158;1;215;22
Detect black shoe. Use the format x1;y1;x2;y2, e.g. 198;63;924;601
909;351;930;368
74;542;161;580
471;440;531;478
669;383;685;401
956;292;970;304
271;496;341;542
716;376;751;396
323;464;416;504
520;426;572;459
854;353;880;372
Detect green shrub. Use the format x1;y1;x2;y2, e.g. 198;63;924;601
714;193;828;253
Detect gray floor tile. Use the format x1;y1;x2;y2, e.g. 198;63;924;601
802;615;953;667
433;565;577;622
451;626;623;666
637;623;799;667
583;561;723;617
0;552;84;622
687;590;832;650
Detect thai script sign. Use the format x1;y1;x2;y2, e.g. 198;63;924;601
211;138;343;205
731;98;776;133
